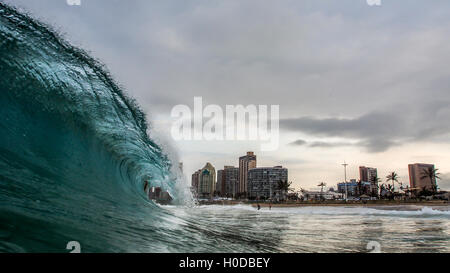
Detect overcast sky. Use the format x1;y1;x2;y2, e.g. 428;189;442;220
5;0;450;190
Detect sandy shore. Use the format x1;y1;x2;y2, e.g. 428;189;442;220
198;200;449;208
252;202;450;208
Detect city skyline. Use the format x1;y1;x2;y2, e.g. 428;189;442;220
190;151;442;194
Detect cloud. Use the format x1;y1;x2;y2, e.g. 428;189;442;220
290;139;307;146
308;141;354;148
8;0;450;119
438;173;450;191
6;0;450;185
282;100;450;152
290;139;354;149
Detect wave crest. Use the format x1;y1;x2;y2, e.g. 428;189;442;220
0;3;182;252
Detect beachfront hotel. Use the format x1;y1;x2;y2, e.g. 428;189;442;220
215;166;240;198
359;166;378;182
239;152;257;195
359;166;379;195
217;169;225;196
198;163;216;198
224;166;240;198
247;166;288;200
191;170;201;193
408;163;437;192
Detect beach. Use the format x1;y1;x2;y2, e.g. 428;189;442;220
199;199;449;208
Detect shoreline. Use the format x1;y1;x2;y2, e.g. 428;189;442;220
198;200;449;208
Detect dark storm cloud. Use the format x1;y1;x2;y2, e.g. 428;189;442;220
290;139;354;148
283;100;450;152
290;139;307;146
7;0;450;119
308;141;354;148
5;0;450;154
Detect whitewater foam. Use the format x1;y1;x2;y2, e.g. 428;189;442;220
196;204;450;217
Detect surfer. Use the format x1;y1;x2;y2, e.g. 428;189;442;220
257;203;261;210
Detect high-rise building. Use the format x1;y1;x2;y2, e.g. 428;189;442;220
217;166;239;197
359;166;378;195
191;170;201;192
239;152;257;195
198;162;216;198
217;170;225;196
359;166;378;182
408;163;437;192
224;166;239;198
248;166;288;200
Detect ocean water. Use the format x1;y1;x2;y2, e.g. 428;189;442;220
0;3;187;253
166;204;450;253
0;3;449;253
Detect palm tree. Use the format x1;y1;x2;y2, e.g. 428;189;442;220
379;184;387;199
420;167;440;193
419;186;433;197
277;179;292;201
318;182;327;200
371;176;381;185
386;184;394;199
386;172;399;193
300;188;307;201
371;176;381;197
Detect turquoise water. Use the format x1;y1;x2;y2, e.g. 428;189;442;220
0;3;449;253
0;3;188;253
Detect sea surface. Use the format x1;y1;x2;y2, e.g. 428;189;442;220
163;204;450;253
0;3;449;253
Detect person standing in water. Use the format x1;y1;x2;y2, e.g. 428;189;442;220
257;203;261;210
